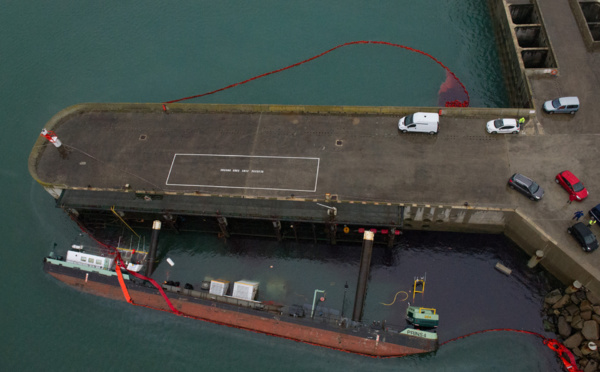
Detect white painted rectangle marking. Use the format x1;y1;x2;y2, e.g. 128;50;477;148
166;154;320;192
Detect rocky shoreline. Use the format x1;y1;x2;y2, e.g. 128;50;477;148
545;281;600;372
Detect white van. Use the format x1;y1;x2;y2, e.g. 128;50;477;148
398;112;439;134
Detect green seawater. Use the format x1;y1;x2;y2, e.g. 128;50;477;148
2;1;562;371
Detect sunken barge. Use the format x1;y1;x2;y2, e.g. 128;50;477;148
42;248;438;357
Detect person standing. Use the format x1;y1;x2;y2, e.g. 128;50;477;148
589;218;597;227
573;211;584;221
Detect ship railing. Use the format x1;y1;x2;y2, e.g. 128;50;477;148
161;284;282;313
160;283;416;333
67;245;116;259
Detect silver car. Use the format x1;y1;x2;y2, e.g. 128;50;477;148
543;96;579;115
508;173;544;201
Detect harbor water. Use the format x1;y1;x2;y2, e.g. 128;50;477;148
2;1;563;370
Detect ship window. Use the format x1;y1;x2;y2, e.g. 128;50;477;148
96;259;102;265
80;256;86;262
88;258;94;263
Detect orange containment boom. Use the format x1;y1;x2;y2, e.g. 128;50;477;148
115;260;132;304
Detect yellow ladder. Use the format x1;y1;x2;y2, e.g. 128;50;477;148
412;274;426;301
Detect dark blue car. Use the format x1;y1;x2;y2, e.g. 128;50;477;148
590;204;600;221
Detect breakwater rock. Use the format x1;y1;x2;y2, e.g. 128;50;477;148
545;284;600;371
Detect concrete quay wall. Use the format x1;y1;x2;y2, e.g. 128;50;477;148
503;210;599;291
402;203;600;295
569;0;600;52
41;101;536;125
488;0;536;108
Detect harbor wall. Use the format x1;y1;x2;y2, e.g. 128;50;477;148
58;189;599;295
488;0;535;108
569;0;600;52
488;0;561;108
401;204;600;296
503;210;598;290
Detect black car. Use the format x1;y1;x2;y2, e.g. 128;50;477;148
568;222;599;252
508;173;544;201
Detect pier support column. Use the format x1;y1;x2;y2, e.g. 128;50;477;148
217;216;229;238
352;230;374;322
326;207;337;245
272;220;282;242
145;220;161;277
387;228;396;248
291;222;298;242
327;222;337;245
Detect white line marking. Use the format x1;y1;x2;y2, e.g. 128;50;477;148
166;154;320;192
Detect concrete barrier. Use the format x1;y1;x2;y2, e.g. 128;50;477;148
400;204;600;295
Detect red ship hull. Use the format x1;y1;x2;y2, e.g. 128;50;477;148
44;259;437;358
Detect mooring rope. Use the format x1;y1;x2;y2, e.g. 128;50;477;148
380;291;409;306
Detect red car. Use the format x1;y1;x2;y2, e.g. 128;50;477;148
556;170;588;201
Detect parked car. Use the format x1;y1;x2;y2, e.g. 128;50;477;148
543;96;579;115
555;170;588;201
590;204;600;221
568;222;598;252
486;118;520;134
508;173;544;201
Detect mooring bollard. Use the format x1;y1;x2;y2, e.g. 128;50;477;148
582;342;597;356
40;128;69;158
527;250;545;268
565;280;583;294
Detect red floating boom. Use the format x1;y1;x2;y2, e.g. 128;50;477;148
441;328;582;372
165;40;470;106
